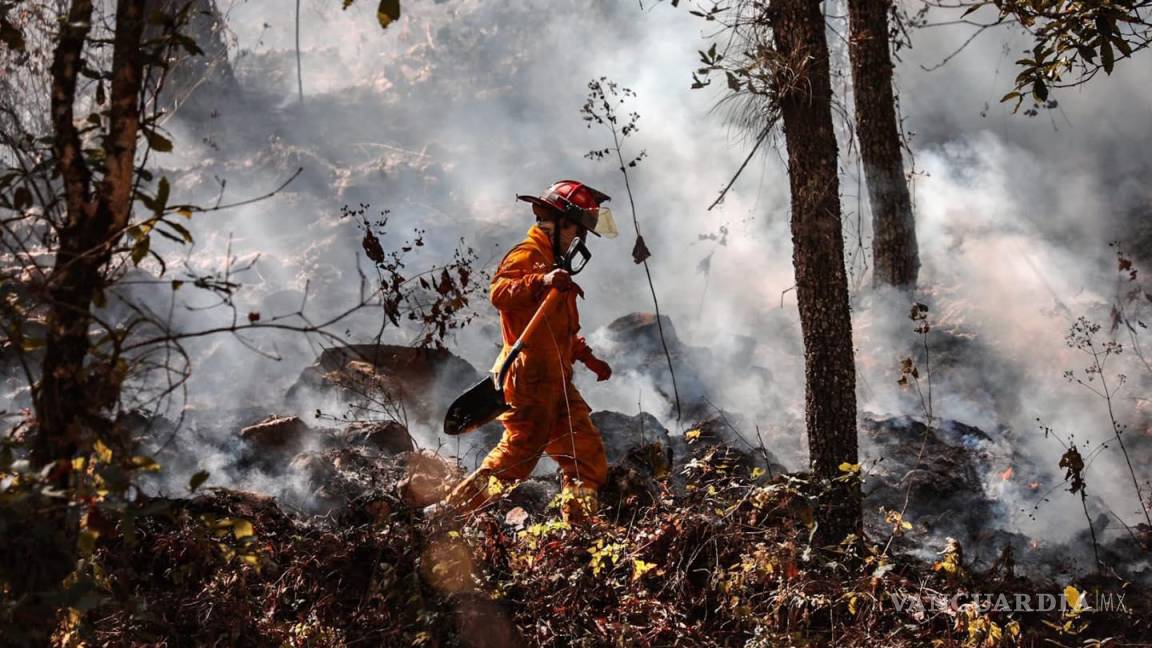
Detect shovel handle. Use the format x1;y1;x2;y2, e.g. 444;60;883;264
494;287;564;390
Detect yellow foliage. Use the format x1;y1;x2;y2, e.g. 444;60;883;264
588;539;625;576
231;519;254;539
1063;585;1082;612
93;440;113;464
632;559;657;581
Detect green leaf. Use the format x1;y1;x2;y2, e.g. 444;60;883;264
127;223;152;242
1032;78;1048;102
725;71;741;91
1101;40;1115;74
1113;33;1132;57
147;248;168;276
163;220;194;244
143;127;173;153
137;191;158;213
377;0;400;29
188;469;210;492
131;236;150;266
155;177;170;213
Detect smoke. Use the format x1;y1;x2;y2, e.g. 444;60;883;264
32;0;1150;564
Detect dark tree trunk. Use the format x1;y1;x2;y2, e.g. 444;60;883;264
34;0;148;471
17;2;149;638
770;0;862;544
847;0;919;289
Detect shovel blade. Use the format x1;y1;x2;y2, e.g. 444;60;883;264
443;376;509;436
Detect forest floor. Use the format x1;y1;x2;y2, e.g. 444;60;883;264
78;434;1152;647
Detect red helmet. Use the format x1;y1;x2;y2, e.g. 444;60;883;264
517;180;619;238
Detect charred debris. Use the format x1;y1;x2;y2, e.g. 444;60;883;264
81;314;1152;646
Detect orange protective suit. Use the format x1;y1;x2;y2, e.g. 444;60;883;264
449;225;607;518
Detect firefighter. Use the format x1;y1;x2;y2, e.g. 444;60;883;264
442;180;618;522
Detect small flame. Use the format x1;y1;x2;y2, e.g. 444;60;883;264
1027;481;1040;490
1000;466;1014;481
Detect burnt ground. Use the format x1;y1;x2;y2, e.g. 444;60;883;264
78;425;1151;647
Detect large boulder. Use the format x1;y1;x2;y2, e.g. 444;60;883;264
592;313;713;419
286;344;484;425
504;477;560;516
338;420;415;455
591;410;672;466
859;415;1007;544
398;450;460;508
239;416;327;465
603;312;685;357
591;411;675;518
591;313;780;421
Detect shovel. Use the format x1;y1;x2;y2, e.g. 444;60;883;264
443;288;564;436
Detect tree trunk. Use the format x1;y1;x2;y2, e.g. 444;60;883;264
847;0;919;289
16;3;149;638
770;0;862;545
34;0;148;471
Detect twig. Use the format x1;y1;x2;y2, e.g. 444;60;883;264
584;78;682;420
295;0;303;103
707;124;771;211
180;167;303;214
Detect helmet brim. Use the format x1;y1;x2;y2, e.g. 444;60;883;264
516;194;559;212
517;194;616;238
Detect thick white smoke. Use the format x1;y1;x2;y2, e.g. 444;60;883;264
68;0;1152;558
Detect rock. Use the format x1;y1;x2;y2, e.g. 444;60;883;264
239;416;319;454
339;420;414;455
595;314;710;418
599;443;671;519
283;450;349;515
289;451;338;487
603;313;684;356
398;450;459;508
860;415;1003;542
589;411;678;519
672;413;786;476
590;313;790;422
504;477;559;515
591;411;672;466
504;506;529;529
287;344;483;425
